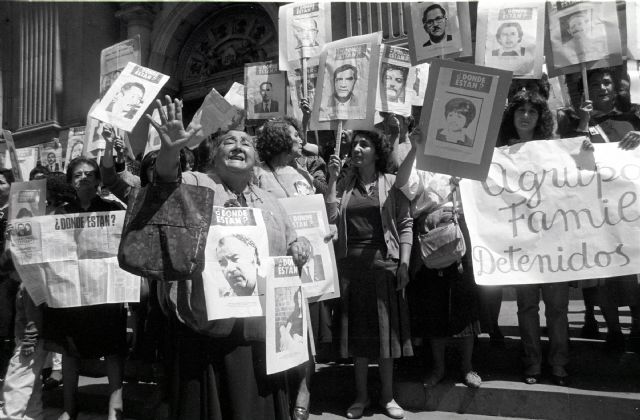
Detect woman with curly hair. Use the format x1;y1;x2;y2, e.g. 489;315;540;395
326;131;413;419
496;89;554;146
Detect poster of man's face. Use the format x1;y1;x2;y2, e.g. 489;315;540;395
333;64;357;101
40;144;62;172
106;82;145;120
407;2;461;64
423;4;451;46
293;18;320;48
246;63;286;120
381;64;408;103
216;234;260;297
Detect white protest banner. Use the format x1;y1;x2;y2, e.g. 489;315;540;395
279;194;339;302
405;2;462;65
91;62;169;132
460;138;640;286
9;211;140;307
9;180;46;220
628;60;640;105
375;45;412;117
1;130;23;182
546;1;622;76
15;147;38;182
628;1;640;60
314;32;382;126
476;2;544;79
202;207;270;320
38;140;63;173
187;87;245;148
224;82;245;110
65;127;86;165
245;62;286;122
100;36;141;98
417;60;512;181
265;256;308;374
278;1;331;67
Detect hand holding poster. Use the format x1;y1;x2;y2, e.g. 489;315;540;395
245;62;286;122
100;36;141;98
287;57;330;129
279;194;339;302
416;60;512;181
405;2;463;65
202;207;269;320
278;2;331;67
90;62;169;132
9;211;140;307
475;2;544;79
460;138;640;286
375;45;412;117
265;256;308;374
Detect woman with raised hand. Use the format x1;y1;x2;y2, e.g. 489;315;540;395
146;95;310;420
43;157;127;420
326;130;412;420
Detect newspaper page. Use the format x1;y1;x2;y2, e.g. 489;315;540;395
245;62;286;122
265;256;308;374
65;127;86;164
1;130;23;182
99;36;141;98
476;2;544;79
15;147;38;182
202;207;270;320
278;2;331;67
90;62;169;133
186;87;246;148
224;82;245;110
547;2;621;69
628;1;640;60
460;138;640;286
405;2;462;65
628;60;640;105
9;211;140;307
279;194;339;302
9;180;46;220
38;140;63;173
375;45;412;117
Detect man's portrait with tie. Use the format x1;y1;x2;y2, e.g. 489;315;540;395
254;81;279;113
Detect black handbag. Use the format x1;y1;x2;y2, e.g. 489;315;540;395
118;181;214;281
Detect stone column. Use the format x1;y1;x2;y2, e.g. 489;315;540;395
115;3;155;66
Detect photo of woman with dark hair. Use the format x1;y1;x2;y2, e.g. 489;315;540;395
436;97;477;146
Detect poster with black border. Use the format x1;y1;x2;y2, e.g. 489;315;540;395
476;2;545;79
416;60;512;181
545;1;622;77
245;62;286;124
265;256;308;374
278;2;332;68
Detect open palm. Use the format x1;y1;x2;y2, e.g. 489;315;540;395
146;96;200;151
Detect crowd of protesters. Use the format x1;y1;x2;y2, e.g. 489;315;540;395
0;63;639;420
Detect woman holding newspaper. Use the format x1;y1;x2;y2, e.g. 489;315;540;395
146;95;311;420
326;130;413;420
42;157;127;420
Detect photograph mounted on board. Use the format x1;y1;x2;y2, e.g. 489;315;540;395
39;141;63;173
65;127;86;165
99;36;141;98
245;62;286;121
375;45;412;117
278;2;331;67
405;2;462;65
417;60;512;181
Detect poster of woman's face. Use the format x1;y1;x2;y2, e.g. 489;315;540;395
406;2;462;64
433;95;482;148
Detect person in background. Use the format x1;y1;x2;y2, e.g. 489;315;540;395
326;130;412;419
180;147;195;173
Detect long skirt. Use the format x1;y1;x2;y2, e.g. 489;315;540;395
338;256;413;360
167;318;290;420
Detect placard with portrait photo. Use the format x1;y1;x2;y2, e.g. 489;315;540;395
278;2;331;67
245;62;286;122
265;256;308;374
91;62;169;133
405;2;462;65
202;207;270;320
0;130;23;182
417;60;512;181
375;45;412;117
476;3;545;79
99;36;141;99
286;57;330;129
65;127;86;166
546;2;622;76
39;140;63;174
9;179;46;221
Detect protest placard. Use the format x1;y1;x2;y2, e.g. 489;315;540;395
224;82;245;110
100;36;141;98
39;140;63;173
15;147;38;182
405;2;462;65
245;62;286;123
202;207;270;320
91;62;169;132
9;211;140;307
1;130;23;182
186;87;245;149
628;59;640;105
546;1;622;76
9;179;46;221
279;194;339;302
65;127;86;165
416;60;512;181
265;256;308;374
476;3;545;79
312;32;382;132
375;45;412;117
460;138;640;286
278;2;331;67
628;1;640;60
286;57;329;129
408;63;430;107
